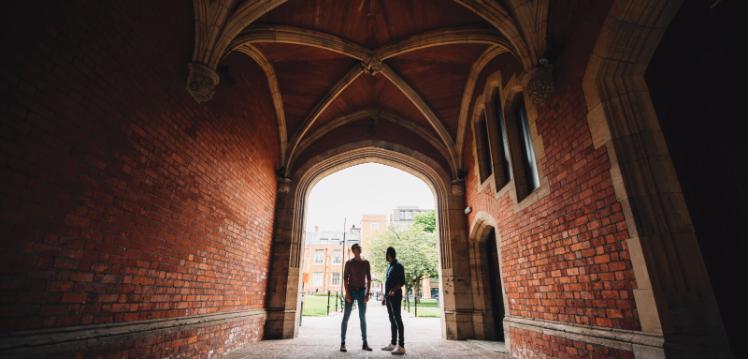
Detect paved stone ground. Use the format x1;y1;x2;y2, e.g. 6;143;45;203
227;304;511;358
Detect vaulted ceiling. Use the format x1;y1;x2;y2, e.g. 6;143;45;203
187;0;550;178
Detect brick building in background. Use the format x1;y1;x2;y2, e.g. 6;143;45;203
359;214;386;253
300;226;360;295
0;1;745;358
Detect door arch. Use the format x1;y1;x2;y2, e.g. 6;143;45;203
469;212;510;344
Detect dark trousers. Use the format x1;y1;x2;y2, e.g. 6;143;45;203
386;295;404;346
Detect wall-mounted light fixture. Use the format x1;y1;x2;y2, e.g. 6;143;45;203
464;206;472;215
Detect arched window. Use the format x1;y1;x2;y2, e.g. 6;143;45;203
506;93;539;199
486;87;512;190
474;112;493;183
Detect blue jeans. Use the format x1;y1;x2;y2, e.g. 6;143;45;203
340;288;367;342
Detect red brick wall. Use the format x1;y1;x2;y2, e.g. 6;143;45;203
463;0;641;351
509;327;634;359
0;0;278;345
465;84;640;330
44;316;265;359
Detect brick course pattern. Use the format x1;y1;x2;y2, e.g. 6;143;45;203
0;0;278;341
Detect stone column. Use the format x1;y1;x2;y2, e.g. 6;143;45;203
263;177;300;339
441;179;475;339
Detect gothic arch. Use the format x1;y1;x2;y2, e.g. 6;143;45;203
264;141;475;340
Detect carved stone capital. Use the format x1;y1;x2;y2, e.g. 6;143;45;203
526;58;555;105
361;55;383;75
186;62;220;103
277;177;292;193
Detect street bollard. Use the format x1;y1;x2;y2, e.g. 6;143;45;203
327;290;331;316
300;292;304;326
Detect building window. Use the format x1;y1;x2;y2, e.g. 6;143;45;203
489;88;512;189
314;250;325;264
507;93;540;199
313;272;324;286
475;112;493;182
518;99;539;189
371;223;379;230
332;250;341;264
331;272;340;285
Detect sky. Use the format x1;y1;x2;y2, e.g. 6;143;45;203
305;163;435;231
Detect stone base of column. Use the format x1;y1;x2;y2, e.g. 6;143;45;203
263;309;297;339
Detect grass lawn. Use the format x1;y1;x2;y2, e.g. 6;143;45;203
301;294;341;316
404;298;441;318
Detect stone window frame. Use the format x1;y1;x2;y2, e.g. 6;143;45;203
503;88;541;202
471;107;494;184
471;70;549;210
485;84;514;192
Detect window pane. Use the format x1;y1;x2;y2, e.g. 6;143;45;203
314;250;324;264
516;97;540;191
494;92;513;184
477;114;493;181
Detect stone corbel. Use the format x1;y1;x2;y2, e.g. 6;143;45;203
526;58;554;105
186;62;220;103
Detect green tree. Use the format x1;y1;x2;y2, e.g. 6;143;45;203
370;221;438;299
413;210;436;233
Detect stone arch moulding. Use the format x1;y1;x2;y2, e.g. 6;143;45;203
290;108;454;172
263;141;477;341
231;44;287;164
582;0;731;357
467;212;512;348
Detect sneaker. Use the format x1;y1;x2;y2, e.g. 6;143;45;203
391;345;406;355
340;343;347;352
362;342;373;351
381;343;396;351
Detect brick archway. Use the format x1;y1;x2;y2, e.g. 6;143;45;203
263;141;477;340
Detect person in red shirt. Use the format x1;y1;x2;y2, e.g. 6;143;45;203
340;243;372;352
